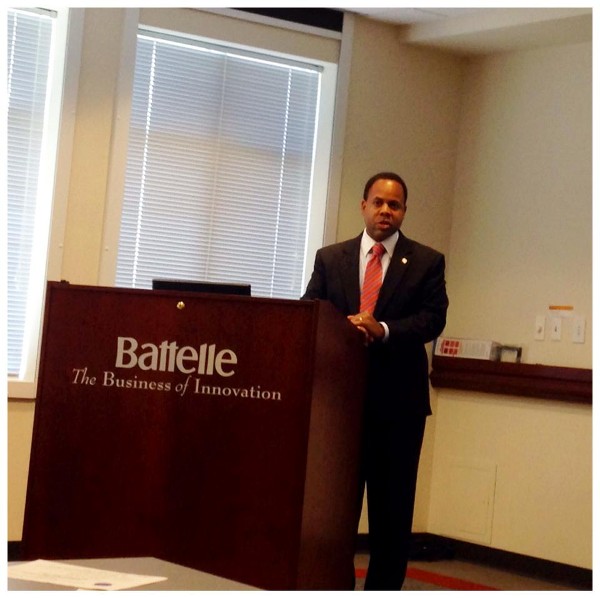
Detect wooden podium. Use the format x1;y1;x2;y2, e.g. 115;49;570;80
22;282;367;590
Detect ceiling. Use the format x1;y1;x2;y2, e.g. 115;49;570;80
342;7;592;55
346;7;486;25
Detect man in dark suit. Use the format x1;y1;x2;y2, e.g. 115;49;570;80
302;171;448;590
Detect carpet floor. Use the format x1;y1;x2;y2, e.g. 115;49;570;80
354;567;497;591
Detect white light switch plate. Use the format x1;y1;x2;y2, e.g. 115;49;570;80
550;317;562;341
572;316;585;343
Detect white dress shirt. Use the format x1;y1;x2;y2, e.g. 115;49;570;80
360;230;399;341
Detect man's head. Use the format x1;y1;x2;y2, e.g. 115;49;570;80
361;172;408;242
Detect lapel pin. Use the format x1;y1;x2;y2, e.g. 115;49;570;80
402;257;408;264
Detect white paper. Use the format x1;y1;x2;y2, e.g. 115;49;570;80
8;559;168;590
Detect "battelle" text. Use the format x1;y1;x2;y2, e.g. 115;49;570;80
115;337;237;376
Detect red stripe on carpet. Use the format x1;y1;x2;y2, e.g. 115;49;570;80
355;567;498;591
406;566;498;591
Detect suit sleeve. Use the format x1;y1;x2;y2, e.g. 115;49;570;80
301;250;326;300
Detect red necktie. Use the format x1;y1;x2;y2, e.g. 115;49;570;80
360;243;385;314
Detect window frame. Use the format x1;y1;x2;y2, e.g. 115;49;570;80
98;19;339;294
7;8;84;400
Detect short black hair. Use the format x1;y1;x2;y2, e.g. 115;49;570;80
363;171;408;203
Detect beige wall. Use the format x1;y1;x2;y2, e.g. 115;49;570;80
426;41;592;568
429;391;591;568
337;17;463;254
8;9;592;571
446;42;592;368
7;401;35;540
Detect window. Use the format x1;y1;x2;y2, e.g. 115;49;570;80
6;9;54;378
116;29;334;298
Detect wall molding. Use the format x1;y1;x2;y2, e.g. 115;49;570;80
430;356;592;404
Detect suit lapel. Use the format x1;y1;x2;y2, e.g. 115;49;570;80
375;232;413;317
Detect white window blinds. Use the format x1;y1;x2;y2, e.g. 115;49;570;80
116;31;322;298
6;9;54;377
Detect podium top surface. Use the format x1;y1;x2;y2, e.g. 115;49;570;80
8;557;259;591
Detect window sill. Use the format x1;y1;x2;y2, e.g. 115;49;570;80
430;356;592;404
7;380;37;400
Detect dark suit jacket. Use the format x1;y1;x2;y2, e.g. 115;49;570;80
302;231;448;417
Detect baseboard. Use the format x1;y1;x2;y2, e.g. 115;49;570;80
356;533;592;590
8;541;23;562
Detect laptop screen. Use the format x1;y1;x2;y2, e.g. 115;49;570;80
152;279;251;296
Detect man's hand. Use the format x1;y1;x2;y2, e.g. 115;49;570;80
347;312;385;345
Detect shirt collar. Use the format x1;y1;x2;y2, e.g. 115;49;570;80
361;229;399;257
